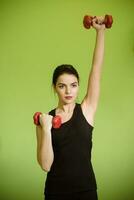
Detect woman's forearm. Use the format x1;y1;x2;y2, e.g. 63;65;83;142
91;29;105;75
40;129;54;171
36;127;54;172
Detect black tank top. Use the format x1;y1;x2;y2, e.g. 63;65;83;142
45;103;97;195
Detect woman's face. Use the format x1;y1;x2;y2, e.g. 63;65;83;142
54;73;79;105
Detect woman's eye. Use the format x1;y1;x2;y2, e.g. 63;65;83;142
59;85;64;89
72;84;77;87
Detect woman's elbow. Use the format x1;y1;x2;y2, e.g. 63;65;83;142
40;163;51;172
37;155;54;172
38;159;53;172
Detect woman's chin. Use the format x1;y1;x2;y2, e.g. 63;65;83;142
63;99;75;104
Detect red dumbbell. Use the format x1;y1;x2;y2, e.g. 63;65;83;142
83;14;113;29
33;112;62;129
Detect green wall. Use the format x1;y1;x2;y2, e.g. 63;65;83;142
0;0;134;199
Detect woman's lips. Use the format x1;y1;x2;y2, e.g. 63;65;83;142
65;96;73;100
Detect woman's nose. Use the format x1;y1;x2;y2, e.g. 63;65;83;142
66;86;71;94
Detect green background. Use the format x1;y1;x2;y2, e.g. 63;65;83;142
0;0;134;199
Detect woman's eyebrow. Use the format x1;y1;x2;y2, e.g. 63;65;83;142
71;82;78;84
57;82;78;85
57;82;66;85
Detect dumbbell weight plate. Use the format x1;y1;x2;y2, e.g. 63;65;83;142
104;15;113;28
83;15;93;29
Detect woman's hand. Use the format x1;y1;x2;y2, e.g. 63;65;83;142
92;16;105;31
39;113;53;132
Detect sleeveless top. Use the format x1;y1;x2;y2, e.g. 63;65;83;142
45;103;97;195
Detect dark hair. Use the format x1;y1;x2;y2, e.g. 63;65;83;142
52;64;79;86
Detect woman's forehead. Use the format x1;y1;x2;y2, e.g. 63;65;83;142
56;73;78;83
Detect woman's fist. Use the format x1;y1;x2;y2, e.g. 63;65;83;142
39;113;53;131
92;16;105;31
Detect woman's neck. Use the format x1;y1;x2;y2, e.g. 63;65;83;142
56;102;76;114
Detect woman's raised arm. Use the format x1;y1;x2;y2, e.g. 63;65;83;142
82;17;105;125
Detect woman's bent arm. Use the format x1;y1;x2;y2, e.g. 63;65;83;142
36;125;54;172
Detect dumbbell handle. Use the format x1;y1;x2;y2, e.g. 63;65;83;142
83;14;113;29
33;112;62;129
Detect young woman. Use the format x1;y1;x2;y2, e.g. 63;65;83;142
36;16;105;200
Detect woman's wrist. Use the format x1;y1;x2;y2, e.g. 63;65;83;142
42;127;52;135
96;28;105;34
